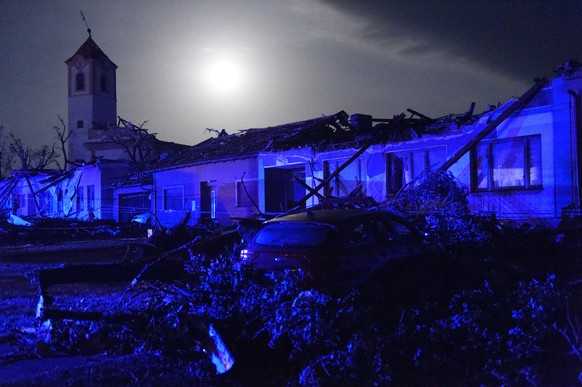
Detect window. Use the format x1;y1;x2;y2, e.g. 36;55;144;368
42;191;53;214
236;179;258;208
27;194;36;216
163;186;184;210
77;120;84;129
386;147;446;194
324;158;364;197
236;181;253;208
100;75;108;92
57;190;63;213
347;221;375;247
87;185;95;211
255;223;332;247
75;72;85;91
473;135;542;191
76;186;85;211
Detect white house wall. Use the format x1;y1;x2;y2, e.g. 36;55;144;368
149;72;581;227
467;103;557;222
260;138;466;209
259;83;577;225
76;165;102;221
4;166;101;220
551;71;582;214
153;157;259;227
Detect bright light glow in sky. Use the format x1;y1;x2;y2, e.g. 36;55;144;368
0;0;580;151
198;51;248;97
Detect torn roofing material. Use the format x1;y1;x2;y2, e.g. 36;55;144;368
150;89;532;173
153;111;356;169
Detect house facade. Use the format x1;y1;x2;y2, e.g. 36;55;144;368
152;62;582;228
2;161;133;222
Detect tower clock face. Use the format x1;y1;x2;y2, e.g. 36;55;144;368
76;59;85;70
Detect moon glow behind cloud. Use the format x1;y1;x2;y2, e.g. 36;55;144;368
198;50;248;97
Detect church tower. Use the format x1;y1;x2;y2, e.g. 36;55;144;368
65;32;117;164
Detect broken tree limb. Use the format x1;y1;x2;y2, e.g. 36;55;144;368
39;307;236;374
438;77;549;172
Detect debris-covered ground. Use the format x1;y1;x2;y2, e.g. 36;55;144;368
1;174;582;385
0;220;581;386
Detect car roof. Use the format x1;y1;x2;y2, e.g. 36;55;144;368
265;209;403;225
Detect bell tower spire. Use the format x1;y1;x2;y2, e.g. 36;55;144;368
65;17;117;164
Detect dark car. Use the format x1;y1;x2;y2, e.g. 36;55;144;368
240;209;430;286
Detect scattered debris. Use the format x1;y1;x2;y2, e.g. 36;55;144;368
34;224;244;374
7;214;32;227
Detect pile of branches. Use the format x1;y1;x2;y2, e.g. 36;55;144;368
36;233;582;385
383;170;494;246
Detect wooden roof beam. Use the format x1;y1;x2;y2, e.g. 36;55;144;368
438;77;549;172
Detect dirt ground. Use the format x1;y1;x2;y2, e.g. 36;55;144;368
0;245;146;385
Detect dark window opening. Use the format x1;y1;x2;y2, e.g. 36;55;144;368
76;186;85;211
163;186;184;211
100;75;108;92
236;180;257;208
265;166;305;212
77;120;84;129
386;148;446;195
75;72;85;91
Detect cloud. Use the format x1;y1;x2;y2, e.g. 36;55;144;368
314;0;582;81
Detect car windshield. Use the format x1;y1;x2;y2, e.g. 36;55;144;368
254;222;332;247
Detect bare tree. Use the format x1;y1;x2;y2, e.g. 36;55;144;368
8;133;31;170
105;117;158;170
8;133;58;170
54;115;71;170
32;144;58;170
0;125;7;179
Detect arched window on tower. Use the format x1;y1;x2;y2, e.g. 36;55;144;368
100;74;108;93
76;72;85;91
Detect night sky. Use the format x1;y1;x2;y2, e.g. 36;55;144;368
1;0;580;150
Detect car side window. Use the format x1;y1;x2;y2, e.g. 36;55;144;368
389;220;414;236
375;220;398;242
348;222;375;246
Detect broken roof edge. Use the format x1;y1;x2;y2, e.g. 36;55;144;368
147;153;261;174
150;111;353;170
236;111;350;133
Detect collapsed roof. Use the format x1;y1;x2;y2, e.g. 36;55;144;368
153;100;505;172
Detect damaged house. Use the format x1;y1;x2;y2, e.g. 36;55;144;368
152;61;582;228
3;29;582;229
